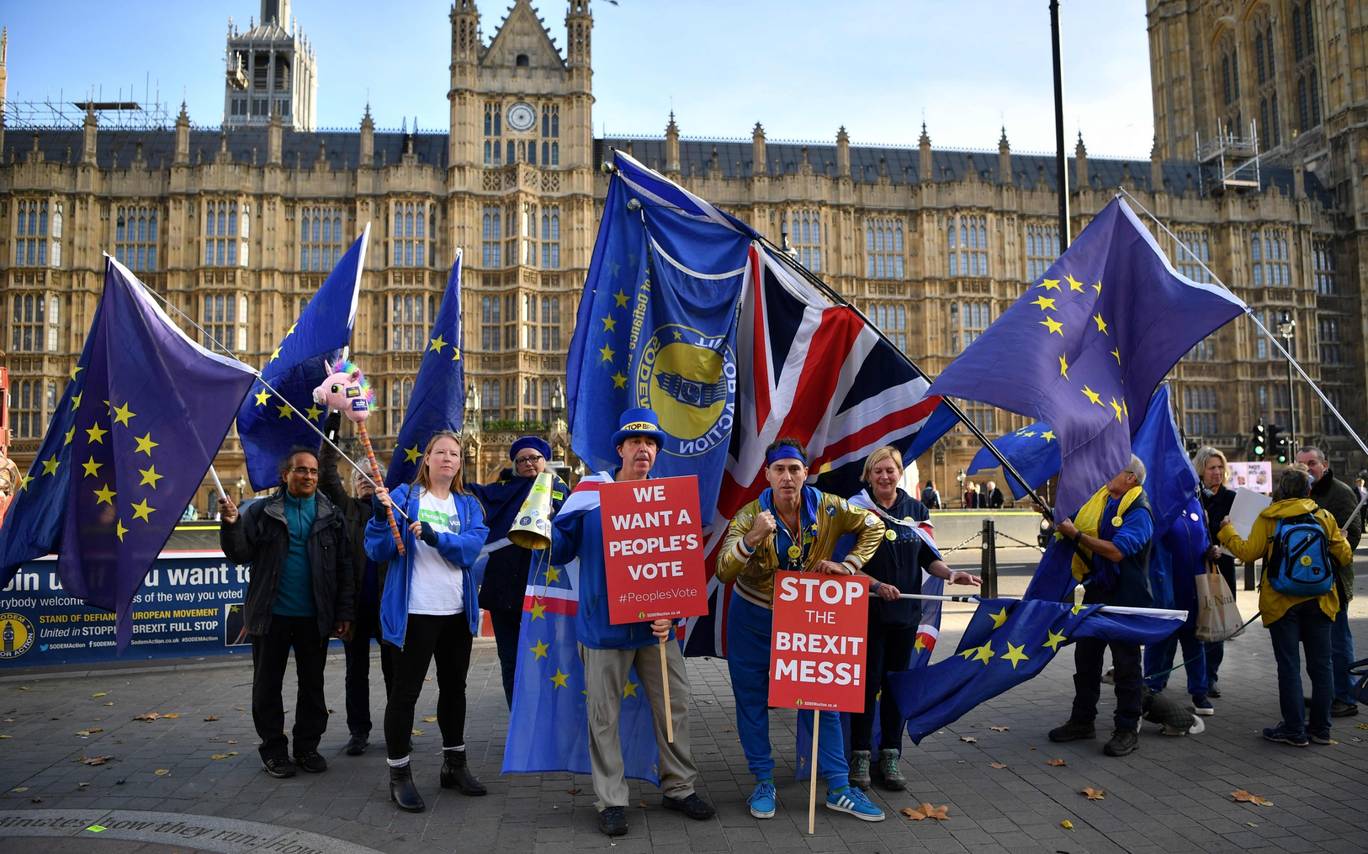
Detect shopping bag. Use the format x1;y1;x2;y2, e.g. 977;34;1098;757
1194;562;1243;642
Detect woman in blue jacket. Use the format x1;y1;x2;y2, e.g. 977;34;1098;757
367;431;489;813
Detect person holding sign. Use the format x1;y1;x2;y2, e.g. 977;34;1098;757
717;438;889;823
847;446;980;790
549;409;715;837
367;431;490;813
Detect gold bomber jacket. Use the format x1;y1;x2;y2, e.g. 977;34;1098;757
717;490;885;608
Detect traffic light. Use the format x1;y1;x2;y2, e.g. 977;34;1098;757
1251;422;1267;459
1275;432;1290;465
1268;425;1286;464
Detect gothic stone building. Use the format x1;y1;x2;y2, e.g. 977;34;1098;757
1;0;1363;511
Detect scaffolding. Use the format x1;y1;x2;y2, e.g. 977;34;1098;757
2;96;172;130
1196;120;1262;195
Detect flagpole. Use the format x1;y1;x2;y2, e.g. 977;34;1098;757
1116;187;1368;462
890;591;1188;621
755;236;1056;517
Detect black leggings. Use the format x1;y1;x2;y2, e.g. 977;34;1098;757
383;613;473;760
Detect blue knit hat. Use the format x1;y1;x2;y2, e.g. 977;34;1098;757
508;435;552;462
610;407;667;449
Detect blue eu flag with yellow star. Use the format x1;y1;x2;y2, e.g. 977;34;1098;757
889;597;1184;743
0;257;256;649
386;250;465;489
927;198;1244;516
237;226;368;490
567;151;753;522
967;420;1060;500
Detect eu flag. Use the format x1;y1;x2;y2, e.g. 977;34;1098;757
889;597;1184;743
927;198;1244;516
237;227;368;490
0;257;256;647
967;420;1060;500
386;251;465;489
567;151;752;522
502;479;660;782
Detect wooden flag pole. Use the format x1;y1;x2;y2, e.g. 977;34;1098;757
659;638;674;743
807;711;821;834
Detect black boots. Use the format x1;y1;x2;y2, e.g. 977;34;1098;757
440;748;487;796
389;763;425;812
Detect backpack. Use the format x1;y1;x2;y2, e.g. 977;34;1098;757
921;487;940;509
1267;514;1334;597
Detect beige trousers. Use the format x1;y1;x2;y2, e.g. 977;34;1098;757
578;640;699;810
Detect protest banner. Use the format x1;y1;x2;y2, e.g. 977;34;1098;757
598;475;709;625
599;475;709;742
768;570;871;832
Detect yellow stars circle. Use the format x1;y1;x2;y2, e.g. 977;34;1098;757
1109;398;1124;423
71;392;84;409
403;445;422;464
1031;296;1057;311
530;640;550;660
611;372;627;389
598;343;616;363
276;403;293;419
63;426;76;446
544;566;562;583
1041;430;1056;442
305;405;324;421
254;389;271;407
134;433;159;456
530;602;547;620
85;422;109;444
1058;354;1070;380
130;498;156;523
115;519;129;542
1043;629;1068;651
82;456;104;478
93;483;117;506
972;642;996;665
111;402;136;427
989;607;1010;629
429;334;448;353
550;668;569;689
1040;316;1064;336
622;681;639;699
1001;642;1030;669
1038;278;1060;291
138;465;164;489
1111;348;1121;365
601;315;618;333
1092;313;1108;335
41;456;62;476
1081;385;1103;406
451;347;461;362
1065;274;1084;292
613;290;630;308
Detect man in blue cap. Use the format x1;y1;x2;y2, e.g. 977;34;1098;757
470;435;566;707
550;408;715;837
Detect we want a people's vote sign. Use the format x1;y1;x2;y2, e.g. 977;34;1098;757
598;476;710;624
768;571;870;712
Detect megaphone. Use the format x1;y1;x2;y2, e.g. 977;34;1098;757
508;471;555;550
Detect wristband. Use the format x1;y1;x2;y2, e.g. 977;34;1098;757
871;581;883;595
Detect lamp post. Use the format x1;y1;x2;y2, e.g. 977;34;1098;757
235;477;245;503
1277;311;1296;454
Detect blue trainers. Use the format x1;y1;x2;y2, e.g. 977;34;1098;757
825;786;885;822
748;780;777;819
1192;694;1214;716
1262;724;1309;747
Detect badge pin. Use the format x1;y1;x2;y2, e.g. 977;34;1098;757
787;544;801;561
1111;515;1124;528
885;529;897;542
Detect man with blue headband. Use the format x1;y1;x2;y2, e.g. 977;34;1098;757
717;438;892;822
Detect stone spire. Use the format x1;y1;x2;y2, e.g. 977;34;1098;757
81;104;98;166
360;103;374;168
1074;131;1089;189
836;126;850;178
998;126;1011;185
664;111;680;174
752;122;766;177
175;102;190;164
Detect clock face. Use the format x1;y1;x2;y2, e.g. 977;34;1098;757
507;102;536;132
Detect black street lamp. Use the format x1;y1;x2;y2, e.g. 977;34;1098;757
1277;311;1296;455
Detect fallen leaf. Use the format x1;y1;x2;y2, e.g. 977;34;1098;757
75;728;104;737
567;787;581;795
153;769;170;777
209;753;238;761
959;736;977;744
989;762;1008;769
102;702;114;707
411;729;424;736
989;725;1010;733
1355;723;1368;731
203;715;219;722
132;713;162;722
1060;819;1074;830
80;756;113;766
1231;790;1274;807
162;713;180;719
1245;822;1258;828
11;787;28;793
1046;758;1067;767
1080;787;1105;801
422;715;438;723
901;803;950;821
91;692;108;699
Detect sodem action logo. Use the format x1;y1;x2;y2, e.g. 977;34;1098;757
0;612;35;659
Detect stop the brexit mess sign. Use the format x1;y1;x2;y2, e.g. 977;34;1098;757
599;475;710;625
768;571;870;712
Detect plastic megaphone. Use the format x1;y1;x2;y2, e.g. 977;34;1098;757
508;471;555;550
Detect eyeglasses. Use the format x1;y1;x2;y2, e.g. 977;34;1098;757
290;467;320;476
514;454;544;465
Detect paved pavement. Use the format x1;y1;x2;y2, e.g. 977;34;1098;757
2;551;1366;853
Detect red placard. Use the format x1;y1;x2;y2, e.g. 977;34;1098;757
768;571;870;712
599;475;710;625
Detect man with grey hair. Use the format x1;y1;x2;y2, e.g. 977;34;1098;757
1048;455;1155;757
1295;446;1361;717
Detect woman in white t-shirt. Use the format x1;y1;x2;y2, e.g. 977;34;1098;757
367;431;489;813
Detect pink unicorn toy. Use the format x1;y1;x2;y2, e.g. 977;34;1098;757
312;360;405;555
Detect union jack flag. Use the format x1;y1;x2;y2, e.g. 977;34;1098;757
683;244;942;657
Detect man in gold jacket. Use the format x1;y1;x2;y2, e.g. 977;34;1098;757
717;438;892;823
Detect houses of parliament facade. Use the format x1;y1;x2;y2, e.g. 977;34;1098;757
1;0;1364;509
